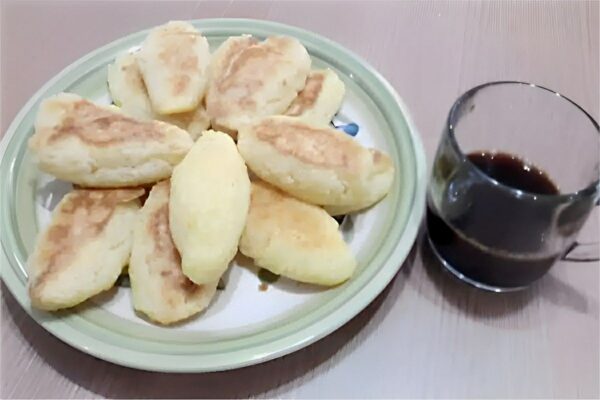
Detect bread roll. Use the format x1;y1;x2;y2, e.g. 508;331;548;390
28;188;143;311
237;116;394;213
239;180;356;286
206;36;311;138
169;130;250;285
28;93;193;187
107;53;154;119
206;35;258;84
285;69;345;125
129;181;218;325
107;53;210;140
136;21;210;114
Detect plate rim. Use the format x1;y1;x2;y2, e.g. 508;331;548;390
0;18;426;372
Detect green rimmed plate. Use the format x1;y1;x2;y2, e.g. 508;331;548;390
0;19;426;372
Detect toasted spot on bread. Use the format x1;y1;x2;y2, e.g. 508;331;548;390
285;72;324;116
284;69;345;125
47;99;164;146
253;118;360;170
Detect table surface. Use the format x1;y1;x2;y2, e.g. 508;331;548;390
1;1;599;398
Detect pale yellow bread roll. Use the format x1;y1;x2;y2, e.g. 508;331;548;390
239;180;356;286
28;188;144;311
28;93;193;187
285;69;345;125
237;116;395;213
169;130;251;285
206;36;311;138
107;53;210;140
136;21;210;114
129;181;218;325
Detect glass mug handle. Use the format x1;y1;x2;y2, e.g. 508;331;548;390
562;199;600;262
562;241;599;262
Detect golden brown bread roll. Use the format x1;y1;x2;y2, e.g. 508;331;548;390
285;69;345;125
28;188;143;311
136;21;210;114
28;93;193;187
206;36;311;138
237;116;395;214
129;181;218;325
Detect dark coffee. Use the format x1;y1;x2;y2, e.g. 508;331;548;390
427;151;562;288
467;152;559;195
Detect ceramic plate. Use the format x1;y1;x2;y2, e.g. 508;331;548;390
0;19;426;372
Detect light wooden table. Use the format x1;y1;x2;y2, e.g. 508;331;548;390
1;1;598;398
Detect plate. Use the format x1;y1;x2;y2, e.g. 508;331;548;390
0;19;426;372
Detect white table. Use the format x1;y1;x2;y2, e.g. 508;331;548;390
1;1;598;398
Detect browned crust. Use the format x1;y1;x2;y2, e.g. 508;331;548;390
253;119;361;170
208;37;295;120
145;181;201;300
120;59;147;93
43;99;166;146
285;72;325;116
29;188;144;296
217;46;267;93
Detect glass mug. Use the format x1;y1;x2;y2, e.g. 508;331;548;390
427;81;599;292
